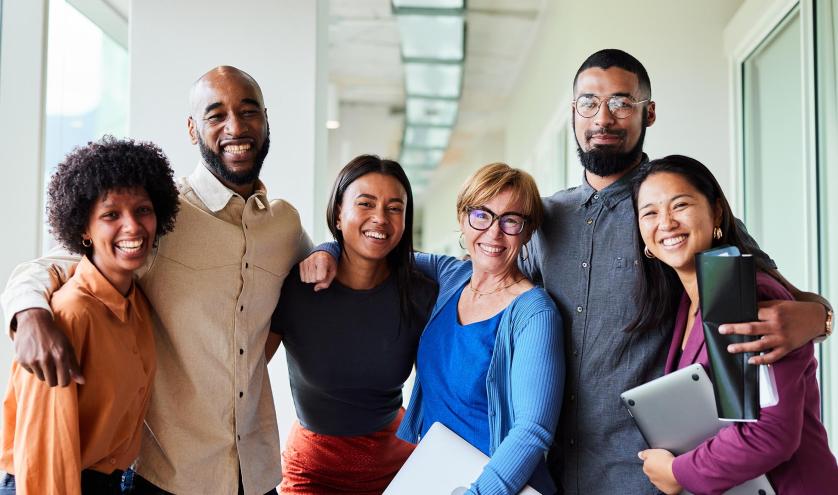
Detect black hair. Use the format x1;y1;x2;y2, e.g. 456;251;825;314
46;135;180;256
627;155;774;333
326;154;428;322
574;48;652;99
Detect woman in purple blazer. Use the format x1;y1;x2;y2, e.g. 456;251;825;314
628;155;838;495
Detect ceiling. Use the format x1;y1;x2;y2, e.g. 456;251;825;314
329;0;545;181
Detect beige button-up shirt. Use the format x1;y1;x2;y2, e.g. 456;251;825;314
2;164;312;494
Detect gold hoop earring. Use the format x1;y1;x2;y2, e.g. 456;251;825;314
713;226;723;240
458;232;465;250
82;238;92;248
644;246;655;259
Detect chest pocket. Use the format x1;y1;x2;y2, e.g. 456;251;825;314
155;204;244;271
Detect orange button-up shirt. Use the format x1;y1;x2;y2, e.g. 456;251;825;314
0;256;156;495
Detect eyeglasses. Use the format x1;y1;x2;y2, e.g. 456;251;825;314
466;207;528;236
572;95;650;119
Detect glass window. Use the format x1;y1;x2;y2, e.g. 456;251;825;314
742;6;810;288
41;0;129;252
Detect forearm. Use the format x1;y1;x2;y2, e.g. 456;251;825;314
3;248;80;336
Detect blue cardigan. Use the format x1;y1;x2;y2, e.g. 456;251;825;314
400;252;565;495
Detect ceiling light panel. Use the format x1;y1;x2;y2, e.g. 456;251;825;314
406;97;458;126
392;0;464;9
404;126;452;148
400;148;446;166
405;63;462;98
397;15;464;61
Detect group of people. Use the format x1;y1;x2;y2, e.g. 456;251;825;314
0;48;836;495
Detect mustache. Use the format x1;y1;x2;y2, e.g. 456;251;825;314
585;129;627;140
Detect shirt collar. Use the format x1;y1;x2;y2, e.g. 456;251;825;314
188;163;269;213
578;153;649;209
75;256;133;322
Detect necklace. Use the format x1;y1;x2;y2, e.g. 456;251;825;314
469;276;524;298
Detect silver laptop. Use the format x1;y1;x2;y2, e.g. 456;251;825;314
621;363;775;495
384;422;542;495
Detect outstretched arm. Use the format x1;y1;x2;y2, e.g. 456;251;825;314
2;247;84;386
722;270;831;365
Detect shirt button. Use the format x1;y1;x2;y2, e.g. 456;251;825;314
573;349;579;357
586;218;593;225
489;410;495;417
239;391;244;398
240;348;244;355
581;262;588;268
569;439;575;447
109;458;116;465
245;262;249;269
237;434;241;441
593;194;599;200
576;306;583;313
570;394;575;402
240;305;244;312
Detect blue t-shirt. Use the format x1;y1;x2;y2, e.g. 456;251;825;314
417;282;503;455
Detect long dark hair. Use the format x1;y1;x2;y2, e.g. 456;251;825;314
627;155;775;333
326;154;425;322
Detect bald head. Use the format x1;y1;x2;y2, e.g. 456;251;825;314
189;66;264;118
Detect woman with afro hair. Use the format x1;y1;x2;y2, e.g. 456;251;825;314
0;136;179;495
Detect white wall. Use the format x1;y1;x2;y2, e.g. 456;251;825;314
129;0;327;239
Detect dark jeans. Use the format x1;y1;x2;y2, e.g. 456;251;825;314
122;469;278;495
1;469;123;494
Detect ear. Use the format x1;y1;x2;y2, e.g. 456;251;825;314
645;101;656;127
188;116;199;145
713;200;724;226
335;206;342;231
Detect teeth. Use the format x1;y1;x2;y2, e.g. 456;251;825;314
364;231;387;240
480;244;503;254
662;235;686;246
224;143;251;154
116;239;144;253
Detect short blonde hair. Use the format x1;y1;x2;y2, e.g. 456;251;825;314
455;162;544;235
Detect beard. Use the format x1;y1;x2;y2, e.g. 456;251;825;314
575;113;647;177
198;127;270;186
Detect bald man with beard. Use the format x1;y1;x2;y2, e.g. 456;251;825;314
2;66;312;495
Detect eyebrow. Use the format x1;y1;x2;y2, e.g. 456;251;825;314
579;92;634;98
639;193;694;210
204;98;262;115
356;193;405;204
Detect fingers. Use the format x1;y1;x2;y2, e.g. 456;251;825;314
748;347;786;365
638;451;648;460
727;335;778;354
43;356;58;388
718;322;761;336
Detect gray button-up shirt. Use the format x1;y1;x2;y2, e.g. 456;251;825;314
523;159;669;495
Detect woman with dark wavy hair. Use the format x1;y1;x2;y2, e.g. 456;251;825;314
0;137;179;495
266;155;436;494
630;155;837;494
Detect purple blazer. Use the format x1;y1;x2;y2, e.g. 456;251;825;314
665;272;838;495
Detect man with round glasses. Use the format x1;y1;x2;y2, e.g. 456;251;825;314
520;48;833;494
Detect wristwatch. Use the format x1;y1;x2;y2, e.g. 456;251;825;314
826;309;834;339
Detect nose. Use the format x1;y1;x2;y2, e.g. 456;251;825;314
122;213;143;234
658;209;677;231
371;204;390;225
225;113;248;136
594;100;616;128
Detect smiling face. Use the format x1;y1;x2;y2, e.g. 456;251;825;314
337;172;407;266
460;188;528;276
573;67;655;177
188;68;269;191
637;172;721;274
84;187;157;295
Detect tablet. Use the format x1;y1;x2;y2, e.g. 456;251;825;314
621;363;775;495
384;422;541;495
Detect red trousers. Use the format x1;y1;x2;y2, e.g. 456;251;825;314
280;409;415;494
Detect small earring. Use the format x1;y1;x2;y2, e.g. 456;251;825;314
520;243;530;262
82;238;92;248
458;232;465;250
713;226;723;240
644;246;655;259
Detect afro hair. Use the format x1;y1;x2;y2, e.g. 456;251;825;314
46;136;180;256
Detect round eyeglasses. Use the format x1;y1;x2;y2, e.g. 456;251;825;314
573;95;650;119
467;207;528;236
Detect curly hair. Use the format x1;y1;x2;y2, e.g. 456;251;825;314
46;136;180;256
